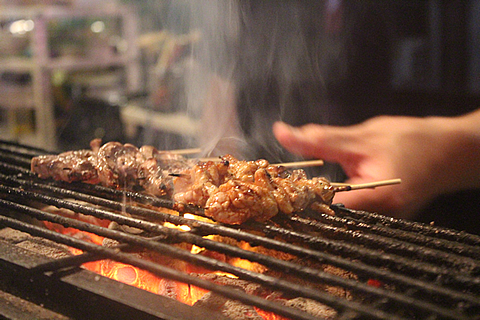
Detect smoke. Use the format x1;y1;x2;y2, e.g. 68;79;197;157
124;0;396;182
172;0;338;161
179;0;244;157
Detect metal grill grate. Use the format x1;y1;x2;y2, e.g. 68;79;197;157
0;140;479;320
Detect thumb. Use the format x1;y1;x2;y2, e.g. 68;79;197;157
273;121;357;163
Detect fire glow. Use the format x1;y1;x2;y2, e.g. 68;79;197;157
38;195;315;320
45;220;207;302
42;217;288;319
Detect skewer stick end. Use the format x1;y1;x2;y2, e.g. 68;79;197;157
333;178;402;192
273;159;324;168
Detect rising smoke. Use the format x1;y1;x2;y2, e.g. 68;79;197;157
175;1;343;162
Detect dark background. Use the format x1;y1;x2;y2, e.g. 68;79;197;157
217;1;480;234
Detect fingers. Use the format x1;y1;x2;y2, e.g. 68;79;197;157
273;121;421;218
272;121;358;163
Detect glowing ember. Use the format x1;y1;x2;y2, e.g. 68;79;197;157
255;308;289;320
42;220;211;304
99;259;163;293
43;221;105;246
41;211;294;319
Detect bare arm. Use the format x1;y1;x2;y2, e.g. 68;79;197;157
273;109;480;219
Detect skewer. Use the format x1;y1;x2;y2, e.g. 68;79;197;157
165;148;202;155
198;157;222;162
273;159;324;168
332;178;402;192
197;158;325;168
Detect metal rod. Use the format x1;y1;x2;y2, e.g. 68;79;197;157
311;208;480;259
292;213;480;273
0;140;479;319
0;198;437;319
334;205;480;247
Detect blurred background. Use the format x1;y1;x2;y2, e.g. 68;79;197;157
1;0;479;153
0;0;479;154
0;0;197;152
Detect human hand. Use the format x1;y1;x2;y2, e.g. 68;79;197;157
273;114;480;219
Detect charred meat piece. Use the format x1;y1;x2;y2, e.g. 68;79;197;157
204;169;279;224
138;145;196;196
172;155;276;208
95;142;145;188
175;155;335;224
221;154;269;182
31;149;99;184
173;160;229;207
31;140;193;197
139;145;191;173
204;166;334;224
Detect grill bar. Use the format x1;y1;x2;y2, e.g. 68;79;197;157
259;218;480;293
0;140;50;156
1;182;479;318
309;210;480;259
334;207;480;247
0;150;35;168
0;237;229;320
286;214;480;273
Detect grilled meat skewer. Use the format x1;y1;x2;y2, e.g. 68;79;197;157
31;139;194;197
173;155;335;224
31;140;335;224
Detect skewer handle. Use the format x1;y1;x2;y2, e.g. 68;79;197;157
166;148;202;155
196;158;325;168
273;159;324;168
333;179;402;191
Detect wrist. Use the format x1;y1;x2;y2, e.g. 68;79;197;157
429;113;480;195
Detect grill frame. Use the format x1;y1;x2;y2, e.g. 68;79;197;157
0;140;479;320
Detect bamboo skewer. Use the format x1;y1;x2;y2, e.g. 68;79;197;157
198;157;222;162
171;153;398;192
166;148;202;155
197;158;325;168
273;159;324;168
332;179;402;191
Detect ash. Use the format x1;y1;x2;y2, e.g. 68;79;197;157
0;227;73;260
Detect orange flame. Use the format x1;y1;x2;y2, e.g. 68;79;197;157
99;259;163;293
43;219;281;319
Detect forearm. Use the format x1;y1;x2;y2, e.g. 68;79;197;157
431;109;480;195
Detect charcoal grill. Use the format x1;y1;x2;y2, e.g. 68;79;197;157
0;140;479;320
